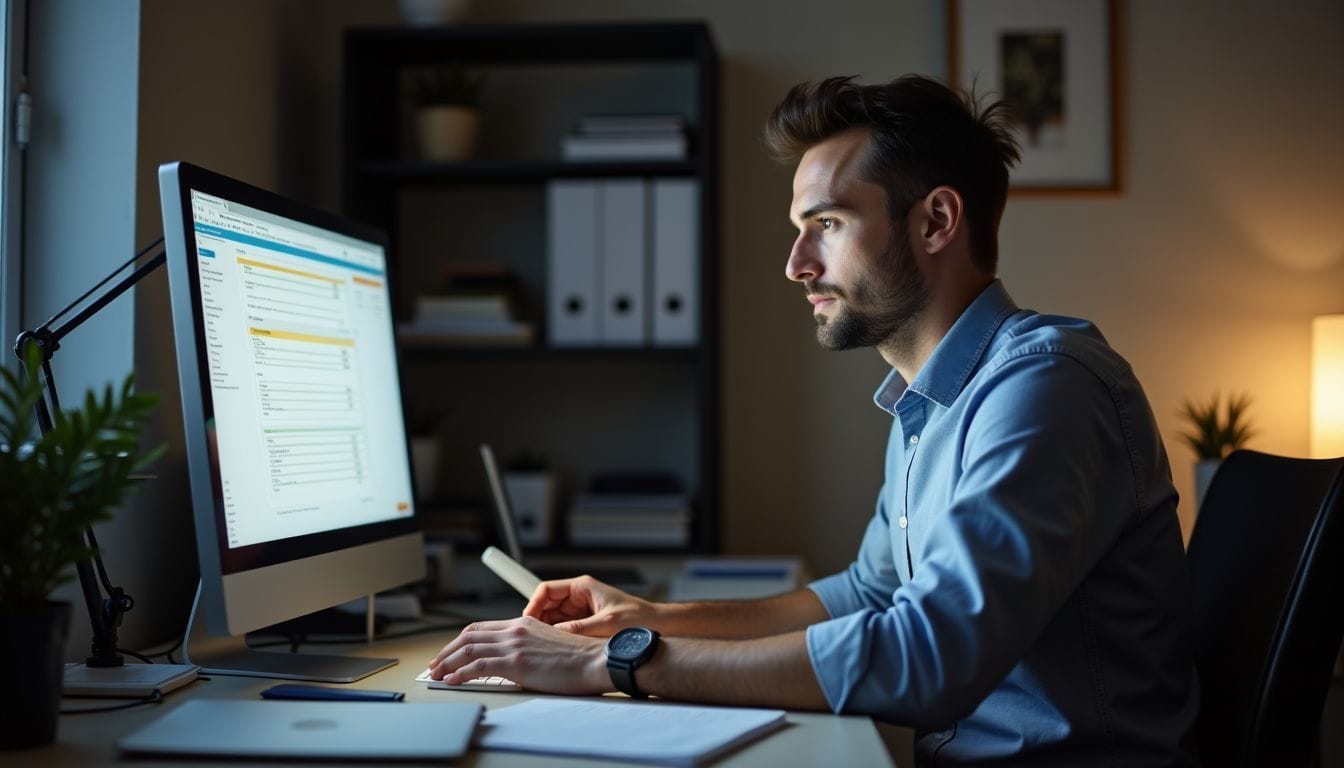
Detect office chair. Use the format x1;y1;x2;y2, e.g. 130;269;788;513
1186;449;1344;767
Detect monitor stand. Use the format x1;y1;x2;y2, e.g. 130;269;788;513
181;582;396;683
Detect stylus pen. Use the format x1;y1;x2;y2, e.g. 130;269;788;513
261;684;405;702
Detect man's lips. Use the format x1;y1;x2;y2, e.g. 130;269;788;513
807;294;836;308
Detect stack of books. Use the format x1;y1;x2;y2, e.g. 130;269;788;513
398;263;534;346
560;114;688;162
566;493;691;548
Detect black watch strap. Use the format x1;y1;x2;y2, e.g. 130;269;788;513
608;659;644;698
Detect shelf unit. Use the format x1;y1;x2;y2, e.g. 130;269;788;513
342;21;719;554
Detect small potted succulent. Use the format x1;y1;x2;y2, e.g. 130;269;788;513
1179;391;1256;509
0;343;160;748
412;63;484;162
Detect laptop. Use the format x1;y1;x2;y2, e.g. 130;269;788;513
118;699;482;760
479;443;645;589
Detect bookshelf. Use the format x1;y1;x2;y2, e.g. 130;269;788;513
342;21;719;555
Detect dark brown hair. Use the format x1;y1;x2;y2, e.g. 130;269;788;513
763;75;1020;273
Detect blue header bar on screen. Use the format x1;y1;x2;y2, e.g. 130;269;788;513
194;223;384;276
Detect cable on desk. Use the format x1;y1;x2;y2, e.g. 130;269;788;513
61;690;163;715
132;630;186;664
116;648;155;665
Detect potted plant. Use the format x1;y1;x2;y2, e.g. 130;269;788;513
1179;391;1256;509
412;63;484;162
0;344;160;748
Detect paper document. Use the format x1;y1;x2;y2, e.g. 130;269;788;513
477;698;787;766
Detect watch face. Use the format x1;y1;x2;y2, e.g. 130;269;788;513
608;628;653;659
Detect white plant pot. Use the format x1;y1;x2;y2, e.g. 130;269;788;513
1193;458;1221;512
416;106;479;162
502;472;555;547
410;436;441;499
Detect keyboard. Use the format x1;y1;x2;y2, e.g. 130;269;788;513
416;667;521;692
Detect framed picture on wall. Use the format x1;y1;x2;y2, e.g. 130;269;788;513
947;0;1120;193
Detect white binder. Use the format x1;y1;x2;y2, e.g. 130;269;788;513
651;178;699;346
598;179;647;346
546;180;600;346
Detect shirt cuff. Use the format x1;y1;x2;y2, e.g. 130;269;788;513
805;610;874;714
809;568;873;618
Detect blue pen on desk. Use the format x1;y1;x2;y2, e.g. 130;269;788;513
260;683;405;702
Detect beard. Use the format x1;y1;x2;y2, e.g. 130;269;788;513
806;230;929;352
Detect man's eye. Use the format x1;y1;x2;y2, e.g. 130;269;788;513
819;218;835;231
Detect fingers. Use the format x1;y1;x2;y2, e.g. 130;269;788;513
523;576;601;622
427;620;517;675
424;616;609;695
435;639;517;685
555;616;606;637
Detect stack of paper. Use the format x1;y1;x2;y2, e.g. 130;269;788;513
477;698;786;766
566;493;691;548
398;264;534;346
560;114;689;162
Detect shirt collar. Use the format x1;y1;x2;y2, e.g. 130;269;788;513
873;279;1020;412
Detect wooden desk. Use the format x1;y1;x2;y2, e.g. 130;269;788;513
16;631;895;767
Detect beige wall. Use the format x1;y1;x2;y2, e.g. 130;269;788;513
134;0;1344;600
120;0;288;651
370;0;1343;575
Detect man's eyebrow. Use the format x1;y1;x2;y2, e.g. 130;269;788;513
794;199;849;223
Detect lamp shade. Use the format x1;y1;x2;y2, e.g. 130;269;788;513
1311;314;1344;459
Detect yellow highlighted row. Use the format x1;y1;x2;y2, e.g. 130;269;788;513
238;256;341;284
353;275;383;288
250;327;354;347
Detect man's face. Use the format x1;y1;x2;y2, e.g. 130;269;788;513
786;128;929;351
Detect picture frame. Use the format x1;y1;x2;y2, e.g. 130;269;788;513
947;0;1120;194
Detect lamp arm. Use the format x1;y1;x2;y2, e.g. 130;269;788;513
11;240;166;668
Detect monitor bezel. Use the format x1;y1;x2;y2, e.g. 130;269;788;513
160;161;420;580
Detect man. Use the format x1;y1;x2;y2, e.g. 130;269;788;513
429;75;1199;765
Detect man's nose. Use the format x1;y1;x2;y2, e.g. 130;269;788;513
786;234;820;283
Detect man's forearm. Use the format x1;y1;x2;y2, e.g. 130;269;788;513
638;630;831;711
650;588;830;639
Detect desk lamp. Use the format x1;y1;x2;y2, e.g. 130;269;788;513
1311;314;1344;459
12;237;192;687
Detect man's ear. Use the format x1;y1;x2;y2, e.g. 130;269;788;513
915;186;963;255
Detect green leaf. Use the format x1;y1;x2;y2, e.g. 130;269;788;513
0;343;162;608
1177;391;1256;460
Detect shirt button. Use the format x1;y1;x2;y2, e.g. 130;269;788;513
908;435;919;445
898;515;908;529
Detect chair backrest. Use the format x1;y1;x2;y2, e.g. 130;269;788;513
1187;449;1344;767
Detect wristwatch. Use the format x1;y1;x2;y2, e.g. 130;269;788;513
605;626;661;698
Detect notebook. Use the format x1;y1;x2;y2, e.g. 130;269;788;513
117;699;483;760
477;698;787;766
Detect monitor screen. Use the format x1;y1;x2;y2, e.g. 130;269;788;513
160;162;423;681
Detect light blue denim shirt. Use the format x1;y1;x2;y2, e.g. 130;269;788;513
806;281;1199;765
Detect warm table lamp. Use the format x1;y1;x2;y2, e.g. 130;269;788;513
1311;314;1344;459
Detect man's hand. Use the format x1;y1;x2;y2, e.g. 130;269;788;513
523;576;654;637
427;616;609;695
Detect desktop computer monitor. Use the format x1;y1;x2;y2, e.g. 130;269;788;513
159;162;424;682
